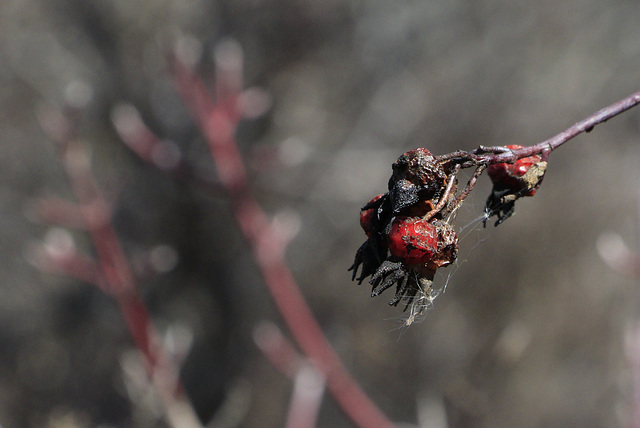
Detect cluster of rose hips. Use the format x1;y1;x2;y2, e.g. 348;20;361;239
350;146;546;311
350;148;461;308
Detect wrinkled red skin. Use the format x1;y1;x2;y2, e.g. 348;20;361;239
388;217;439;266
351;150;461;306
388;217;459;277
359;194;384;236
487;144;542;196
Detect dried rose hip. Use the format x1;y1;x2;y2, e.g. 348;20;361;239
350;194;389;284
388;216;438;266
485;144;547;226
351;147;462;310
390;148;447;188
388;148;449;215
427;219;458;270
487;145;545;196
359;194;384;237
366;216;458;307
388;216;458;271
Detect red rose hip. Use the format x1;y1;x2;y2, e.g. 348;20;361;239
487;144;545;196
388;217;458;269
359;194;384;236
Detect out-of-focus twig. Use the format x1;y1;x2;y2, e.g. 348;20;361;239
171;39;396;428
111;103;224;195
254;322;325;428
285;365;326;428
115;38;397;428
33;98;202;428
597;232;640;278
253;321;305;378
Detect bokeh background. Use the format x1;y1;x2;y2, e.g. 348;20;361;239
1;0;640;427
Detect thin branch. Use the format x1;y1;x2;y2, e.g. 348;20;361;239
285;365;326;428
453;164;486;209
476;90;640;164
36;103;202;428
433;90;640;170
26;241;106;289
111;103;223;195
434;90;640;211
253;321;305;377
424;164;460;221
148;40;397;428
28;197;88;229
254;322;326;428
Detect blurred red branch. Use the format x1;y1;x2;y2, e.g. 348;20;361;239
171;41;396;428
253;321;306;378
116;39;396;428
111;103;223;195
253;322;326;428
35;103;202;428
29;197;88;229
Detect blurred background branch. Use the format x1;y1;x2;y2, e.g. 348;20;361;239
117;37;395;428
31;97;203;428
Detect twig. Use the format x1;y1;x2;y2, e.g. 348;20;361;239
111;103;223;195
254;322;326;428
434;90;640;170
117;39;396;428
433;90;640;210
28;197;88;229
424;164;460;221
253;322;305;378
171;41;396;428
26;230;106;290
35;102;202;428
475;90;640;164
285;365;326;428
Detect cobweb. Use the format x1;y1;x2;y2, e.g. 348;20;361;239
391;188;494;329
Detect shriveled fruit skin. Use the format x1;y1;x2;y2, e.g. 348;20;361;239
388;217;458;271
487;144;544;196
388;217;439;266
